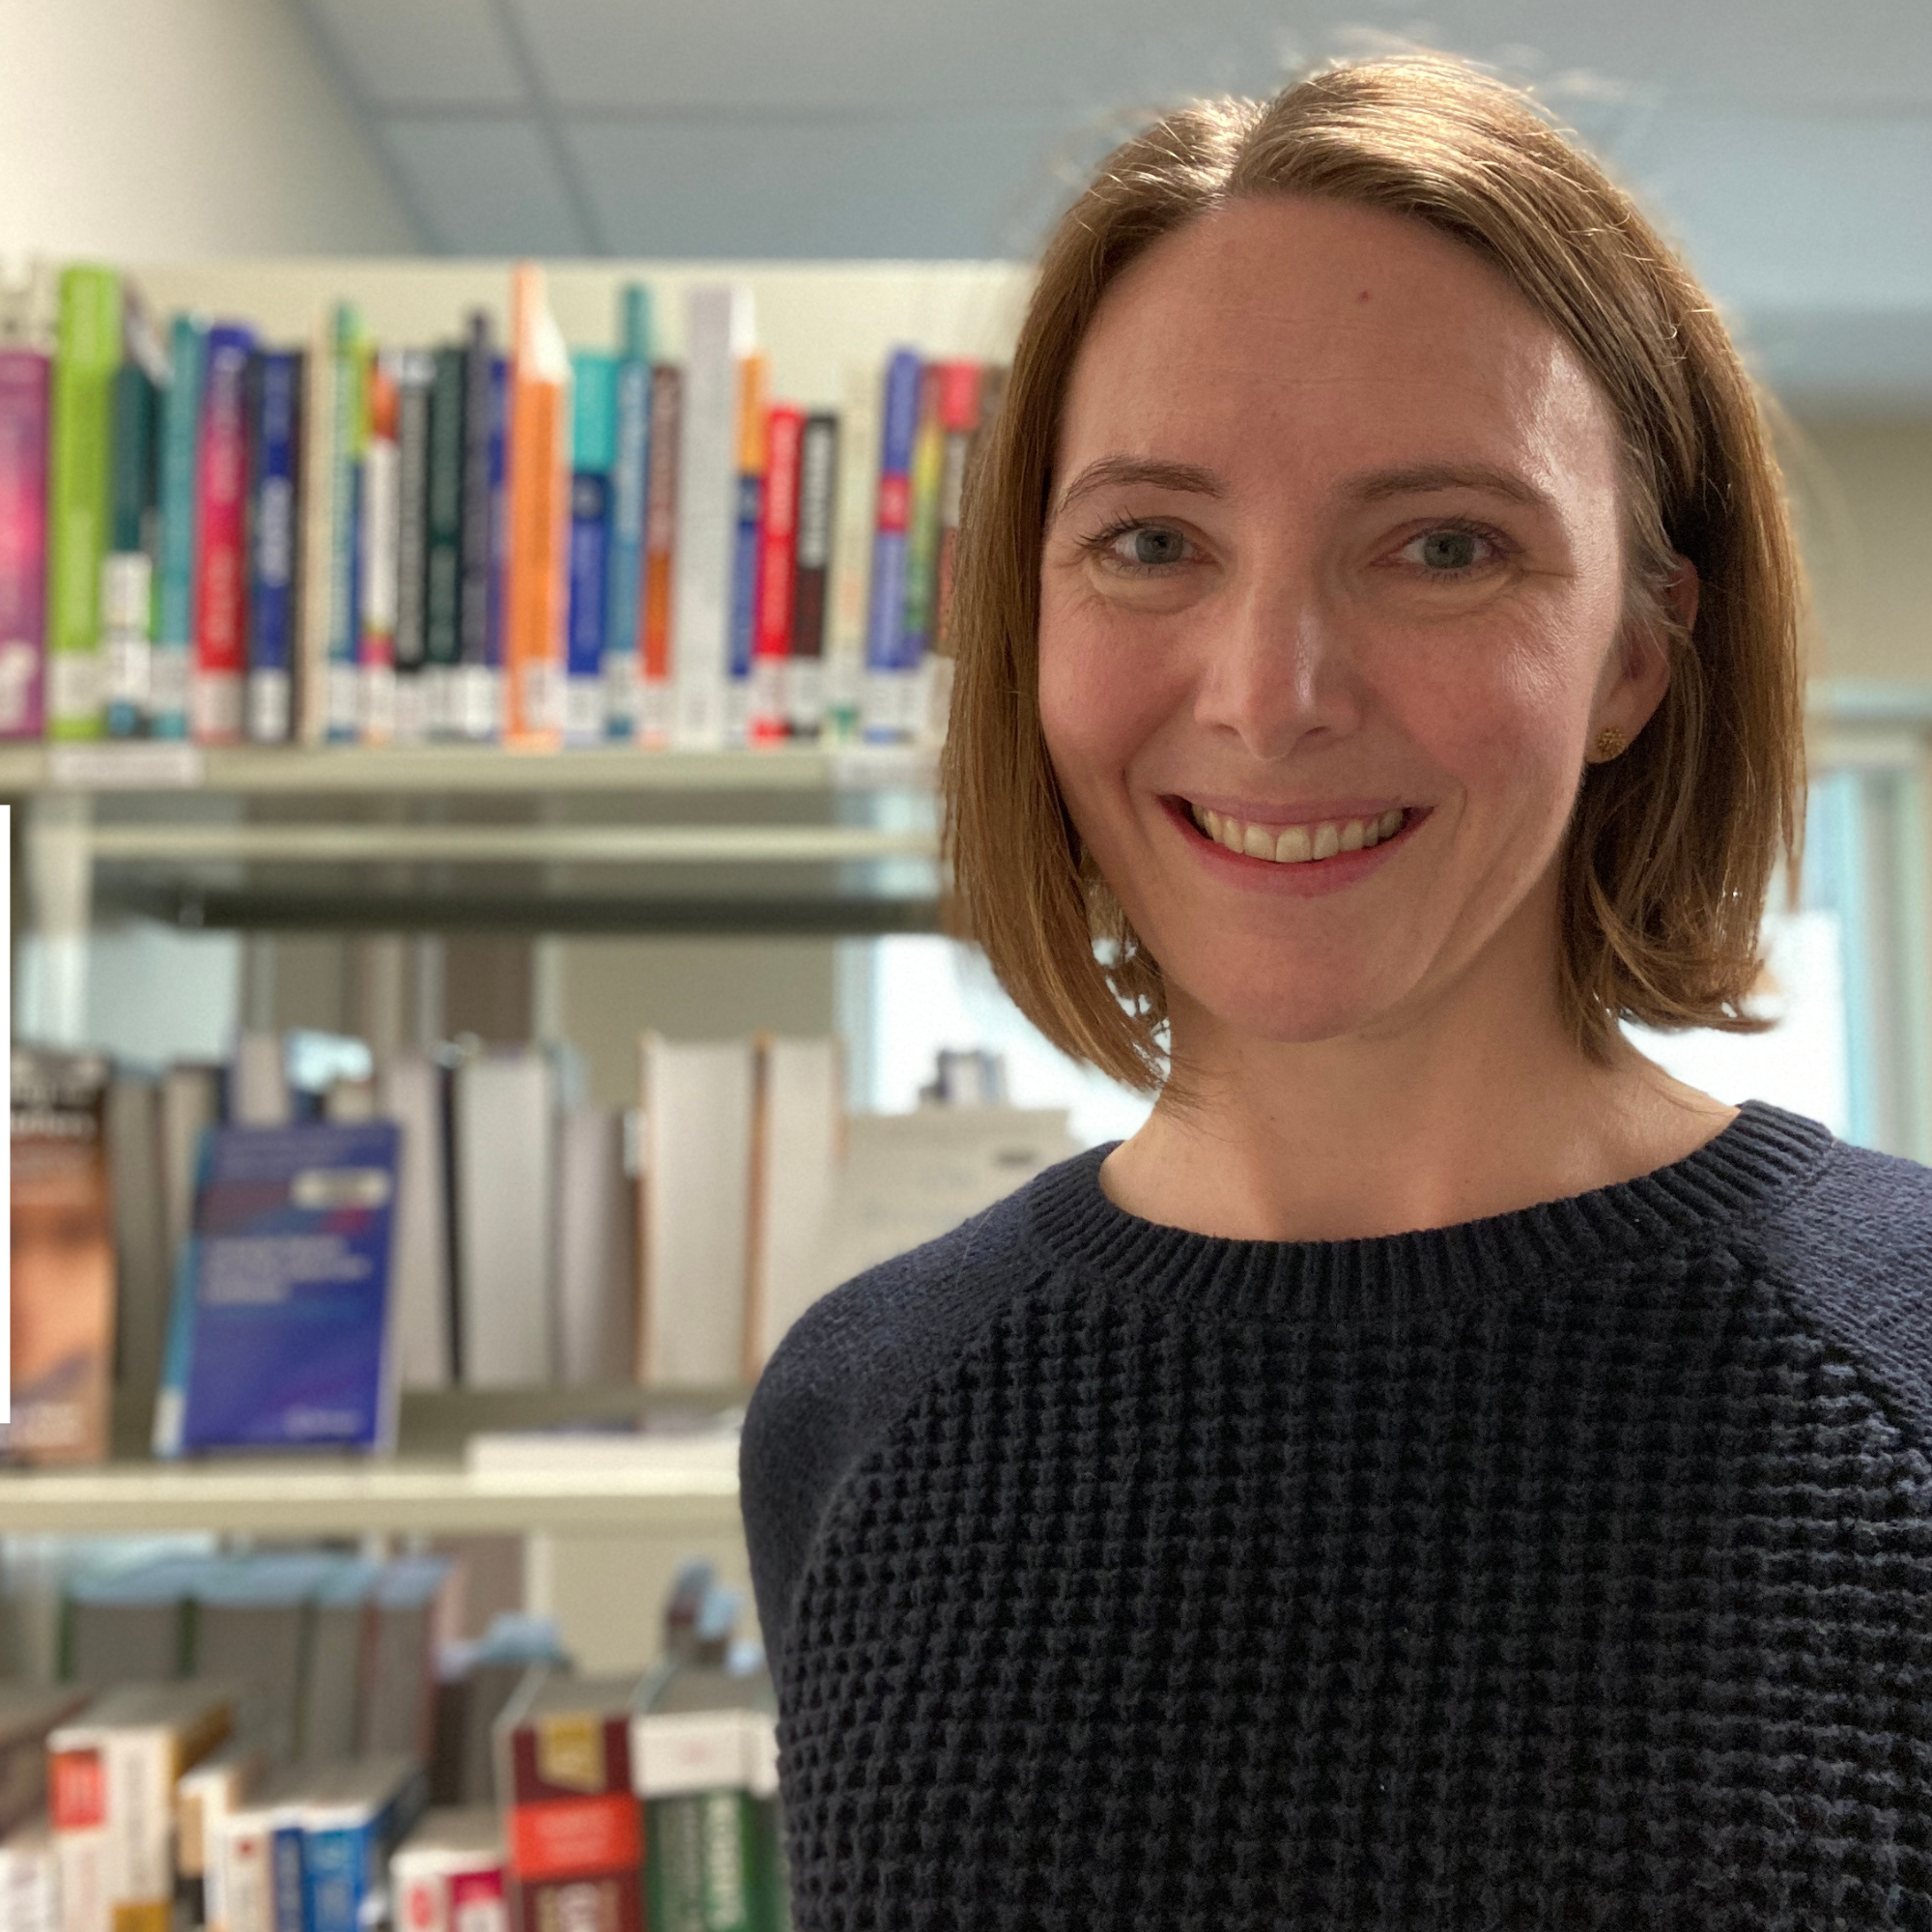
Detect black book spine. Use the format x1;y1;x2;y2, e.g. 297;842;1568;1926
787;411;838;737
458;312;494;674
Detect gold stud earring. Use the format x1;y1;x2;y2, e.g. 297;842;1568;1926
1592;726;1627;763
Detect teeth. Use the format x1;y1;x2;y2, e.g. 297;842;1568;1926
1190;804;1407;867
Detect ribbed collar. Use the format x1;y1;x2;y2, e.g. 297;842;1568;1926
1025;1100;1835;1306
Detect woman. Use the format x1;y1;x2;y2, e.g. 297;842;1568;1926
743;52;1932;1927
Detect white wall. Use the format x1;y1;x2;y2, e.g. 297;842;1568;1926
0;0;416;260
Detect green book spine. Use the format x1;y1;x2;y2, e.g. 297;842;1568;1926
103;359;158;738
423;345;465;735
46;267;122;739
646;1792;763;1932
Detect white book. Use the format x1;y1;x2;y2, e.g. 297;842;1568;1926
0;1817;57;1932
638;1035;755;1387
554;1106;636;1387
450;1051;556;1386
827;364;879;735
671;285;753;750
378;1051;453;1389
228;1032;291;1126
745;1037;842;1379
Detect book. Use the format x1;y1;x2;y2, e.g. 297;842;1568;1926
300;1756;428;1932
637;1036;754;1388
862;349;921;742
554;1106;636;1388
152;1120;403;1457
423;345;466;737
393;349;434;744
6;1048;116;1465
604;287;652;743
0;1815;58;1932
295;307;337;747
450;1050;555;1386
360;1557;457;1762
377;1048;454;1389
48;1682;233;1932
244;350;301;745
724;353;768;747
230;1032;293;1126
46;266;121;740
358;354;402;745
158;1060;224;1273
750;403;802;745
898;361;946;718
213;1771;303;1932
786;411;837;739
826;363;879;741
57;1553;206;1684
456;311;496;743
0;344;50;738
176;1745;265;1932
101;305;161;740
391;1808;508;1932
191;323;254;744
298;1561;375;1765
0;1690;92;1836
188;1554;335;1764
105;1072;171;1452
486;355;510;732
494;1670;645;1932
639;364;680;747
504;264;568;748
928;358;984;740
672;285;752;749
564;351;616;748
325;306;366;744
744;1037;841;1380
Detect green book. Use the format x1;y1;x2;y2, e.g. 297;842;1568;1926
46;266;122;740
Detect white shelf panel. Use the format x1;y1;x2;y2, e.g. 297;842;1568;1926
0;1459;743;1537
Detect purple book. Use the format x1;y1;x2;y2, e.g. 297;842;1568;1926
0;351;49;739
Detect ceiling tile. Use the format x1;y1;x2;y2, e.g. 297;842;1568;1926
564;113;1088;258
382;116;594;253
303;0;527;108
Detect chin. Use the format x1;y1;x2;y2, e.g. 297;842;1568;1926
1163;957;1419;1049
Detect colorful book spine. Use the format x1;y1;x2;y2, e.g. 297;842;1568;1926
605;286;652;741
826;364;878;741
927;358;984;743
565;350;616;747
46;267;121;741
358;355;401;746
504;265;568;748
191;323;254;745
244;349;301;745
486;355;510;734
102;354;158;738
751;402;802;746
724;354;768;748
786;411;838;740
899;361;946;686
457;311;496;742
640;364;680;748
672;285;753;749
392;351;433;744
296;310;337;745
325;307;367;743
0;350;51;741
423;346;464;738
862;349;922;742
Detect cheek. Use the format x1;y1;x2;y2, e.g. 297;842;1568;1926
1037;593;1181;805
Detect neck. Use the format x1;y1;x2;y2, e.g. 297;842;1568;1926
1104;895;1734;1243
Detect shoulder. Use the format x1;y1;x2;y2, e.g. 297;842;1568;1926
739;1151;1094;1671
1746;1115;1932;1441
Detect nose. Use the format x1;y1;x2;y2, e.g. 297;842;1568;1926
1191;568;1362;762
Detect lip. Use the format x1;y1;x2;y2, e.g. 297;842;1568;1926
1160;793;1425;895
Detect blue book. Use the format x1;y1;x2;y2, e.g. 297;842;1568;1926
475;353;509;741
246;350;300;743
606;287;652;740
152;1121;402;1457
271;1806;306;1932
302;1759;427;1932
566;351;617;747
153;314;207;740
864;350;922;740
728;469;762;736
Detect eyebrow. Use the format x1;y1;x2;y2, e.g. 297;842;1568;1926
1051;456;1224;521
1343;462;1550;509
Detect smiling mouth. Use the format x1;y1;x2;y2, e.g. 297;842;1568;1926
1184;801;1410;866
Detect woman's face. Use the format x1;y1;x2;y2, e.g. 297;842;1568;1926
1038;195;1667;1049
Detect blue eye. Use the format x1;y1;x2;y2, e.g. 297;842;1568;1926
1419;530;1479;570
1097;523;1188;570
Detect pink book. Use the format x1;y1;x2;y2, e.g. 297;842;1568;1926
751;403;802;745
190;324;252;743
0;351;49;739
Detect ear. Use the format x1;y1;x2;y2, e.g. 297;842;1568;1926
1595;554;1694;746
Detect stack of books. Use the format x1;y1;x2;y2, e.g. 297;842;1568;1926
0;263;1005;753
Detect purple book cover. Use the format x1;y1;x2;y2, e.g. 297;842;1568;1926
0;351;49;738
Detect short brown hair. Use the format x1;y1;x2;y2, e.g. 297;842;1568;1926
942;52;1804;1091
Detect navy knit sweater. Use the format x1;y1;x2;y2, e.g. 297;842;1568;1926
740;1103;1932;1928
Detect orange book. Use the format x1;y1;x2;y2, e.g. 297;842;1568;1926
639;366;680;746
503;264;569;749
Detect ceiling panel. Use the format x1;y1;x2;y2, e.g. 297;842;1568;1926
383;117;594;254
303;0;528;108
565;112;1081;257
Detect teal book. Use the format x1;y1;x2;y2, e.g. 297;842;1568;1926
153;313;208;740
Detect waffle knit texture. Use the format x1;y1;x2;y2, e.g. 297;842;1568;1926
741;1103;1932;1928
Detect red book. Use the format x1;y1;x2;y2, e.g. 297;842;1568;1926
934;360;983;651
0;350;49;740
750;403;802;745
639;365;680;747
191;324;253;743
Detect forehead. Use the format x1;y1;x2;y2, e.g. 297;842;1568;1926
1059;196;1617;497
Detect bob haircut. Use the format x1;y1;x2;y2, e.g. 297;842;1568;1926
943;52;1804;1092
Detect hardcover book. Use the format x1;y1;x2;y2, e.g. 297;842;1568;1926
862;349;921;741
101;309;161;740
565;350;616;747
750;402;802;745
724;352;767;747
504;264;568;748
245;349;301;745
191;322;254;743
639;363;681;746
0;347;49;738
604;285;652;741
786;411;838;738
